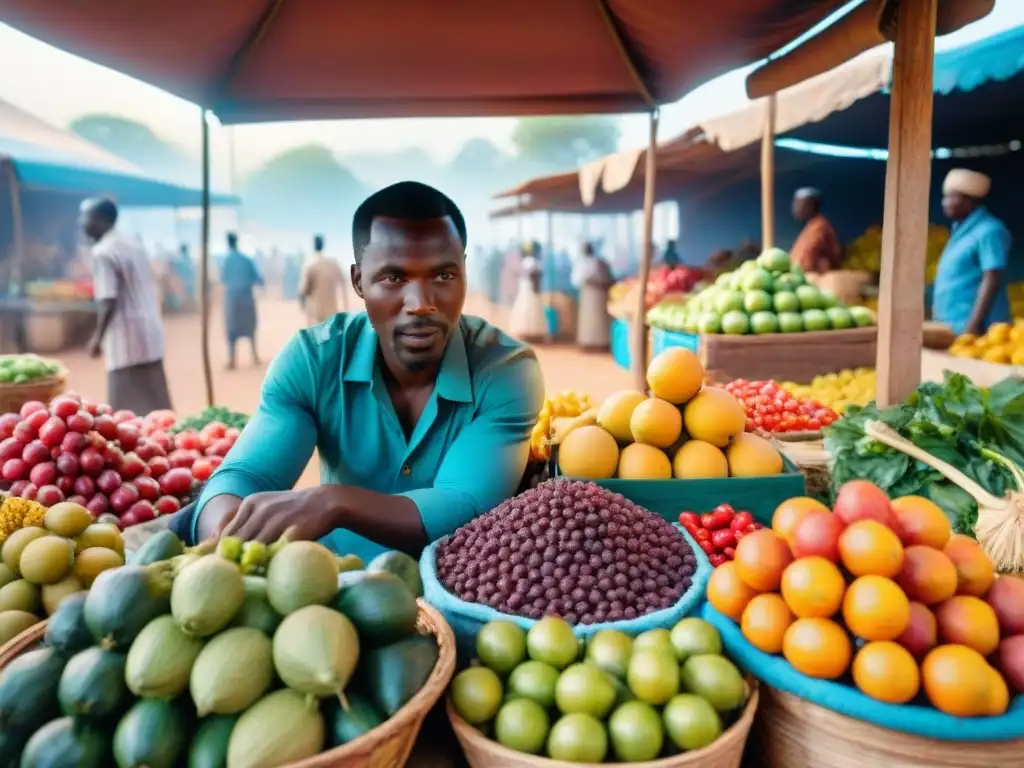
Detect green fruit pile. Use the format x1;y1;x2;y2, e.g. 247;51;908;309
0;501;126;647
0;355;62;385
647;248;877;336
0;532;436;768
451;616;749;762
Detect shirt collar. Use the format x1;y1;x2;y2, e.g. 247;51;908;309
955;206;988;231
343;319;473;403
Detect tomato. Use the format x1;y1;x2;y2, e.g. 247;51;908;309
678;511;700;527
175;431;202;452
708;553;727;567
699;540;717;556
711;529;736;550
191;458;215;481
730;511;754;531
723;546;736;560
694;528;711;542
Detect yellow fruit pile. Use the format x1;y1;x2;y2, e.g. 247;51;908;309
948;321;1024;365
529;391;593;461
556;348;784;480
782;368;876;414
844;225;948;284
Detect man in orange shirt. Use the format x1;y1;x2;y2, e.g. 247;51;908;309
789;188;843;274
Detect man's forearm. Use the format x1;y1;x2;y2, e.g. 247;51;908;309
322;485;427;555
196;493;243;541
93;298;116;343
966;271;1002;333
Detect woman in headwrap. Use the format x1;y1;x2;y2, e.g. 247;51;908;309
508;242;549;343
933;169;1011;335
574;241;614;351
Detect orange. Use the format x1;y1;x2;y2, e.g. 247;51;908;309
780;557;845;619
934;595;1000;656
707;561;759;622
838;519;904;578
922;645;998;717
943;535;995;597
741;593;794;654
852;641;921;704
891;495;951;549
734;529;794;592
895;545;958;605
985;666;1011;716
772;497;829;545
782;618;852;680
842;575;911;641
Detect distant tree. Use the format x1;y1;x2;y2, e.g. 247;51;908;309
69;114;196;185
510;116;621;170
448;138;505;176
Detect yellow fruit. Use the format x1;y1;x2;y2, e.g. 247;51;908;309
646;348;704;404
557;426;619;479
725;433;783;477
683;388;746;448
672;440;728;479
596;391;647;443
617;443;672;480
630;398;683;449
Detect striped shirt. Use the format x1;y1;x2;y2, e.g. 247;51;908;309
92;231;165;371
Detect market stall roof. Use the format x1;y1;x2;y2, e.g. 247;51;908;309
0;99;240;207
1;1;851;123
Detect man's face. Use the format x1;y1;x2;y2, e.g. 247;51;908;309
942;191;972;221
792;196;812;221
78;208;104;243
352;216;466;372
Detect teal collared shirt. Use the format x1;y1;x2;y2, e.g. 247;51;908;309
193;312;544;561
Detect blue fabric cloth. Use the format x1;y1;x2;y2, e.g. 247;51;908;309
220;249;263;343
701;603;1024;742
191;313;544;562
932;207;1012;334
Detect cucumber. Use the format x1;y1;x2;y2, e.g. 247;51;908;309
0;647;66;731
324;692;383;747
113;698;187;768
19;716;110;768
357;634;439;717
129;530;184;567
58;647;131;721
44;592;93;654
83;564;172;649
187;714;238;768
366;551;422;597
334;572;418;646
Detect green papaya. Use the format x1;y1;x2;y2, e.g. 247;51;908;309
0;647;66;731
125;615;204;699
230;576;281;636
187;715;238;768
83;564;173;649
190;627;273;717
44;592;93;654
170;556;245;637
19;716;110;768
227;690;324;768
113;698;187;768
334;572;418;646
129;529;184;567
58;647;130;721
366;551;423;597
357;634;439;717
324;691;383;747
0;728;28;767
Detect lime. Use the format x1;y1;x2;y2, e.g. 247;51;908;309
526;616;578;669
546;713;608;763
825;307;854;330
772;291;800;313
633;629;673;655
451;666;503;725
819;289;838;309
627;649;679;705
698;312;722;334
757;247;791;273
679;655;747;713
750;311;779;335
477;620;527;675
507;660;560;709
663;694;723;751
721;311;750;335
495;698;550;754
713;291;744;315
585;629;633;680
777;312;804;333
795;285;823;310
849;305;876;327
670;618;723;662
774;272;804;291
608;701;664;762
739;267;772;292
743;290;772;314
554;663;616;718
802;309;830;332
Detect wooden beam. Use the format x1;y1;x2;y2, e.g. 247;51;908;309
199;110;215;407
631;110;659;389
876;0;938;406
760;94;777;249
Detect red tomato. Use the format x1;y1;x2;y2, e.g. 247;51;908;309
678;511;700;527
710;528;736;550
175;432;202;452
723;546;736;560
699;540;716;556
708;553;727;567
191;458;215;481
730;511;754;531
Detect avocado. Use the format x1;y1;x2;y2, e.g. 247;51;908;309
19;716;110;768
113;698;187;768
44;592;93;655
357;634;439;717
324;692;383;747
366;551;422;597
83;564;172;649
0;647;66;732
334;572;418;646
58;647;131;722
129;530;184;567
187;715;238;768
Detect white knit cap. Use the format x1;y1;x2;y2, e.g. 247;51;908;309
943;169;991;199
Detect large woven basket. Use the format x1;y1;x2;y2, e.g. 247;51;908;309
448;681;759;768
0;599;456;768
0;371;67;415
751;686;1024;768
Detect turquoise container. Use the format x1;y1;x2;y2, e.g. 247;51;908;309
651;327;700;356
610;318;631;370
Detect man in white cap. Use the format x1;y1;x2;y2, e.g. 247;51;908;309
934;169;1011;336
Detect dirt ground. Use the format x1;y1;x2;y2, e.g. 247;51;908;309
57;291;633;487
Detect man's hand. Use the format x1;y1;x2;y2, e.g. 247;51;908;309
87;334;103;358
220;487;339;543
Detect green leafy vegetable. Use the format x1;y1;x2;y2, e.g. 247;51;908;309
171;406;249;433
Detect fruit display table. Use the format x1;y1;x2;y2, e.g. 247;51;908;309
0;298;97;354
920;348;1024;388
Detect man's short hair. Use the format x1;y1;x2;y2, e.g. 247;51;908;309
351;181;466;264
313;234;324;251
85;198;119;224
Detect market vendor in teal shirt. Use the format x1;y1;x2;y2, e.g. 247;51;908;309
933;168;1012;336
191;181;545;561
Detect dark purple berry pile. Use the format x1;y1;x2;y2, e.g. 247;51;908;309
436;479;696;624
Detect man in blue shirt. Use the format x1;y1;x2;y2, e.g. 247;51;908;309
191;182;545;560
933;169;1012;335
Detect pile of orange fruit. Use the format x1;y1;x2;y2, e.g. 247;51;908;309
707;480;1024;717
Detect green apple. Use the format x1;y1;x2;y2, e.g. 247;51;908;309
772;291;800;313
750;312;779;335
743;290;772;314
826;307;854;329
739;268;773;292
802;309;830;332
756;247;791;273
849;306;876;327
777;312;804;333
795;285;824;311
721;311;750;335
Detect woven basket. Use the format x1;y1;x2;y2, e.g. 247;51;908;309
448;682;759;768
0;371;67;415
751;686;1024;768
0;599;457;768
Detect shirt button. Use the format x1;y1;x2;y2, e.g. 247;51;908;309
401;464;412;476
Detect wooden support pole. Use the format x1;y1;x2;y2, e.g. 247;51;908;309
876;0;937;406
199;110;215;407
631;110;659;390
761;94;777;250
